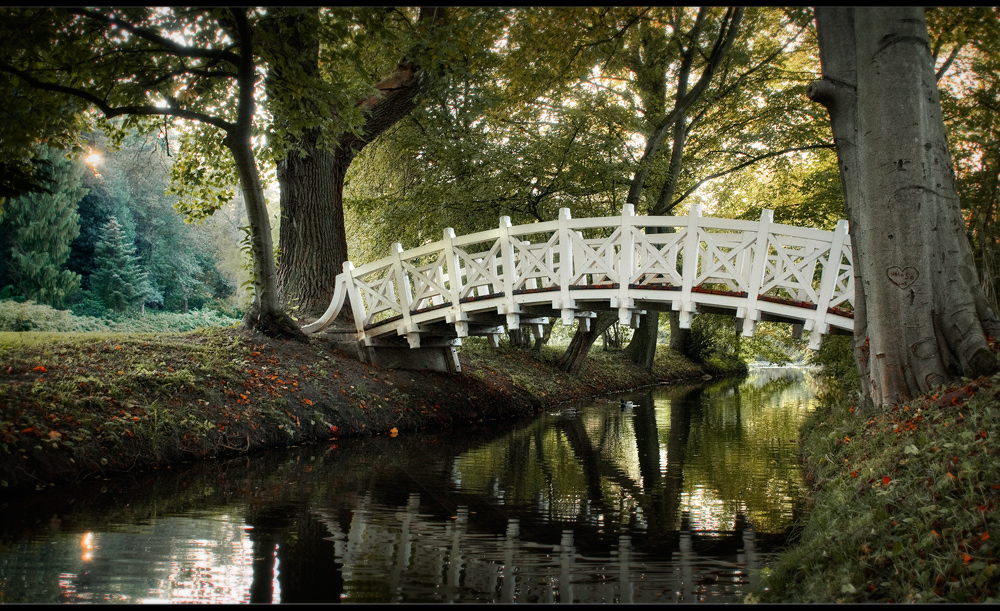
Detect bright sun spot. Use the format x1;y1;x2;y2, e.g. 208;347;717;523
85;150;102;167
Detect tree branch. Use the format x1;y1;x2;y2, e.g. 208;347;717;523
0;62;235;132
627;7;745;205
669;143;835;208
935;42;963;81
74;8;241;67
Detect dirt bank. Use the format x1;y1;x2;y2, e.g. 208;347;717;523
0;327;740;493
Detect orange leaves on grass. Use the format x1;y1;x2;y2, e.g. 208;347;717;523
389;427;399;437
302;398;313;406
32;366;46;372
882;476;892;486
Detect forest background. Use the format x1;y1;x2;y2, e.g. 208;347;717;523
1;6;998;368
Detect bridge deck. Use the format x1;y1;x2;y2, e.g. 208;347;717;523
303;204;854;358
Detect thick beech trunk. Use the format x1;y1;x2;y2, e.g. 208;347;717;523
809;7;999;406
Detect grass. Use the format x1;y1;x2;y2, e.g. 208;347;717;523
459;334;745;404
1;323;749;493
755;372;1000;603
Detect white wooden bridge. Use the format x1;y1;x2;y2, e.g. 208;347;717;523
303;204;854;372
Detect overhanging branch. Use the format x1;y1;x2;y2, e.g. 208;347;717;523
670;143;835;208
75;8;242;67
1;62;235;132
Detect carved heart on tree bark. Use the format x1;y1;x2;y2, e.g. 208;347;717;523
886;266;919;289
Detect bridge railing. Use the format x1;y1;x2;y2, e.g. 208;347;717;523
304;204;853;349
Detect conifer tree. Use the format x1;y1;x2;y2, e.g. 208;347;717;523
0;146;86;308
90;216;151;313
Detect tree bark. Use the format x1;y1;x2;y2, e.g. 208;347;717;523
228;10;305;341
810;7;999;406
554;311;618;375
275;8;444;321
276;137;349;318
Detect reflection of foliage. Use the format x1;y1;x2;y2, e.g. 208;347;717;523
455;373;815;535
807;333;860;405
684;375;816;533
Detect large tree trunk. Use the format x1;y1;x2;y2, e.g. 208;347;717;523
263;8;349;319
276;138;349;318
809;7;999;406
275;8;444;323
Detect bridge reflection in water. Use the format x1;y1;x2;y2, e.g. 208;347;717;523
301;373;813;603
0;370;815;604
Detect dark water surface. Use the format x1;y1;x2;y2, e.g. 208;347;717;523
0;367;817;603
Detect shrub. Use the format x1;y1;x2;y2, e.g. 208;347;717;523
808;333;861;401
0;299;240;333
0;299;109;332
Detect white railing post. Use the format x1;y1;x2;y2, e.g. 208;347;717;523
557;208;575;325
678;204;702;329
617;204;636;325
343;261;370;344
443;227;469;338
740;209;773;337
498;216;520;329
809;218;850;349
391;243;420;348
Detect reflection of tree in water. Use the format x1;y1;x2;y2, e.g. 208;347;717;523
680;372;815;534
0;376;814;603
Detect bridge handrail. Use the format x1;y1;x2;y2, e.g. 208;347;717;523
304;204;854;349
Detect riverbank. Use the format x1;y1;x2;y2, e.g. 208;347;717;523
756;370;1000;603
0;327;743;493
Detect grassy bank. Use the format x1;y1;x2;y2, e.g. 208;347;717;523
0;328;741;493
756;369;1000;603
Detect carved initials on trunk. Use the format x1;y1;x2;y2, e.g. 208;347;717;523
886;266;919;289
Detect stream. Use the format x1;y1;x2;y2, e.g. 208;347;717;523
0;366;818;603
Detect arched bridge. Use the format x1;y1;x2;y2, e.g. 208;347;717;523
303;204;854;372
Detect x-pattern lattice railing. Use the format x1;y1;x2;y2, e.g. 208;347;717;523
304;204;854;350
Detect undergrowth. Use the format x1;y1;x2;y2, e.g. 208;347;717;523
755;360;1000;603
0;299;240;333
